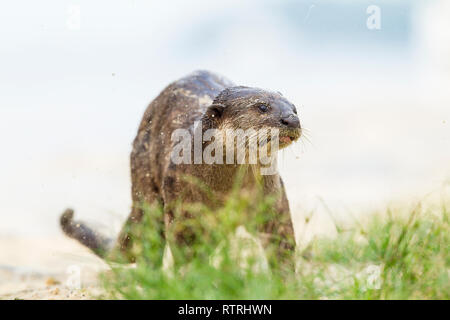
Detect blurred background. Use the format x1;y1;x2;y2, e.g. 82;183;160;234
0;0;449;242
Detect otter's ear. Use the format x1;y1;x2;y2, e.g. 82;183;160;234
205;103;225;119
202;103;225;129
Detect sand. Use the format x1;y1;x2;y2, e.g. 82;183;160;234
0;235;108;300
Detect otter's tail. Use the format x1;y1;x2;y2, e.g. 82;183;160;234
60;209;113;259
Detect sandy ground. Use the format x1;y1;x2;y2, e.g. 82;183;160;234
0;235;108;300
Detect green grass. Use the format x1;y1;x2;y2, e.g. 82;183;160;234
101;194;449;300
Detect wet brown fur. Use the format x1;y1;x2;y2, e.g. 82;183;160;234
60;70;301;268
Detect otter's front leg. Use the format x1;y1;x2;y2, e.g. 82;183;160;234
161;172;200;266
259;176;296;272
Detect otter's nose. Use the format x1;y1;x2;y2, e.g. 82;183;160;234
280;115;300;129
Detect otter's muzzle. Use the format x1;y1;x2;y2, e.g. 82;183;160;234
280;114;300;129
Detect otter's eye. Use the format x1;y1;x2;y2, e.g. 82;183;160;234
257;104;269;113
293;107;298;115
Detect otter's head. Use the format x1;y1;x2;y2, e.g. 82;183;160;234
203;86;301;148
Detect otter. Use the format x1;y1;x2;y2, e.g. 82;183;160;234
60;70;301;269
